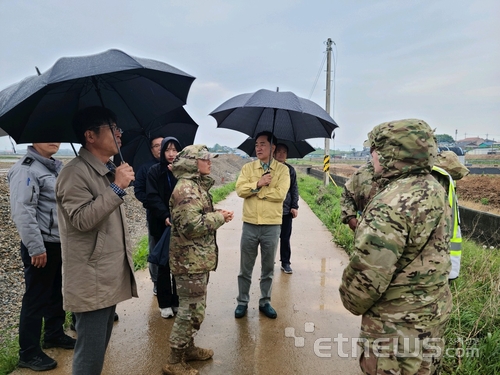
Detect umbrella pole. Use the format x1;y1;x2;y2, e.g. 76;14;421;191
268;108;277;171
70;143;78;156
91;76;125;164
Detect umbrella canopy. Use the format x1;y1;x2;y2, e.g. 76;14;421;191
209;89;338;142
0;49;195;144
237;137;315;159
114;106;198;171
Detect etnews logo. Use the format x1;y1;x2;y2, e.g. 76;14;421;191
285;322;479;359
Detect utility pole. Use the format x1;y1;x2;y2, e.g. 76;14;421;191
324;38;333;186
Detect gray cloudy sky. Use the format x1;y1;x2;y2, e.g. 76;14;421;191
1;0;499;152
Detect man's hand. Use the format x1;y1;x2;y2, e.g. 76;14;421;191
348;217;358;231
165;217;171;226
114;163;135;189
290;208;298;218
219;209;234;223
31;252;47;268
257;173;272;188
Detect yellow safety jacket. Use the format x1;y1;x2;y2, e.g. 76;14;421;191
432;166;462;279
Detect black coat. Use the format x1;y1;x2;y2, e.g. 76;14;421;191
145;138;180;240
283;163;299;215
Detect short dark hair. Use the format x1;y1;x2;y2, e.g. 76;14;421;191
276;143;289;153
255;131;278;146
73;106;117;146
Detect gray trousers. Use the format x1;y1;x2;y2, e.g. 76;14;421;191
237;223;281;306
72;305;116;375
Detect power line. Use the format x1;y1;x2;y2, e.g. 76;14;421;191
308;53;326;99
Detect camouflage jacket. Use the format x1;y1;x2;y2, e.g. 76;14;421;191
340;162;377;224
340;119;452;328
169;146;225;275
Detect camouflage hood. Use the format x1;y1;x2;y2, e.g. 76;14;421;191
435;151;469;180
171;144;217;188
368;119;437;181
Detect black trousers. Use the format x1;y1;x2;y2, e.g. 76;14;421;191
19;241;65;360
157;263;179;308
279;214;293;266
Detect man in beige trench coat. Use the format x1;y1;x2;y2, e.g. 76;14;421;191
56;106;138;375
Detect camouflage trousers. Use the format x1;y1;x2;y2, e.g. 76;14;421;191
169;272;208;350
358;315;448;375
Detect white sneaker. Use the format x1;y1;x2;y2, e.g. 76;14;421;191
173;306;179;314
160;307;174;319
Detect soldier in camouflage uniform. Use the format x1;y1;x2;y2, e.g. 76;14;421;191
339;119;452;375
342;148;468;279
162;145;234;375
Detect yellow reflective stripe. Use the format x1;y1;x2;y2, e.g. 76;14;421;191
432;166;461;241
450;250;462;256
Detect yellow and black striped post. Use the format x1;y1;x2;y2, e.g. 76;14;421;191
323;155;330;173
323;154;330;186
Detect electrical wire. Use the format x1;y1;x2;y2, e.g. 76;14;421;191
308;53;327;99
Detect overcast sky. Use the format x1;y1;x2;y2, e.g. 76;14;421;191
1;0;499;152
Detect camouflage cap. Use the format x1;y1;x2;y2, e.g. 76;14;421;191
435;150;469;180
369;119;437;177
172;144;218;179
178;144;218;160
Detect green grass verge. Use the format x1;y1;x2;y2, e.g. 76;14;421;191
0;331;18;375
296;173;354;253
297;173;500;375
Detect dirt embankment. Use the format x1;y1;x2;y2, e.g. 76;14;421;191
327;163;500;214
456;175;500;214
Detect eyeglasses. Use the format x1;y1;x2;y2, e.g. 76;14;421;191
91;124;123;134
151;144;161;149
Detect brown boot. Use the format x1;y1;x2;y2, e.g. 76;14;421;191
162;348;199;375
184;339;214;362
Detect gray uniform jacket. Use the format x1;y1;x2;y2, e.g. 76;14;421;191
8;146;63;257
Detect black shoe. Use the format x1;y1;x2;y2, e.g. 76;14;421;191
43;334;76;349
259;303;277;319
281;264;293;274
114;312;119;322
234;305;248;318
19;353;57;371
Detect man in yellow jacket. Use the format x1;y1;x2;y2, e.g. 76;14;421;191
235;131;290;319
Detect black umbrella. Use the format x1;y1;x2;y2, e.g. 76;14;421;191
0;49;195;151
113;106;198;171
237;137;315;159
209;88;338;142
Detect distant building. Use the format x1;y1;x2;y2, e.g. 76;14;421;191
456;137;496;151
456;137;484;150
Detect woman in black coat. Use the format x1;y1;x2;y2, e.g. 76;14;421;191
146;137;181;318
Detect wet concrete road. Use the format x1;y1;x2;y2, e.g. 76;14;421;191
12;192;362;375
